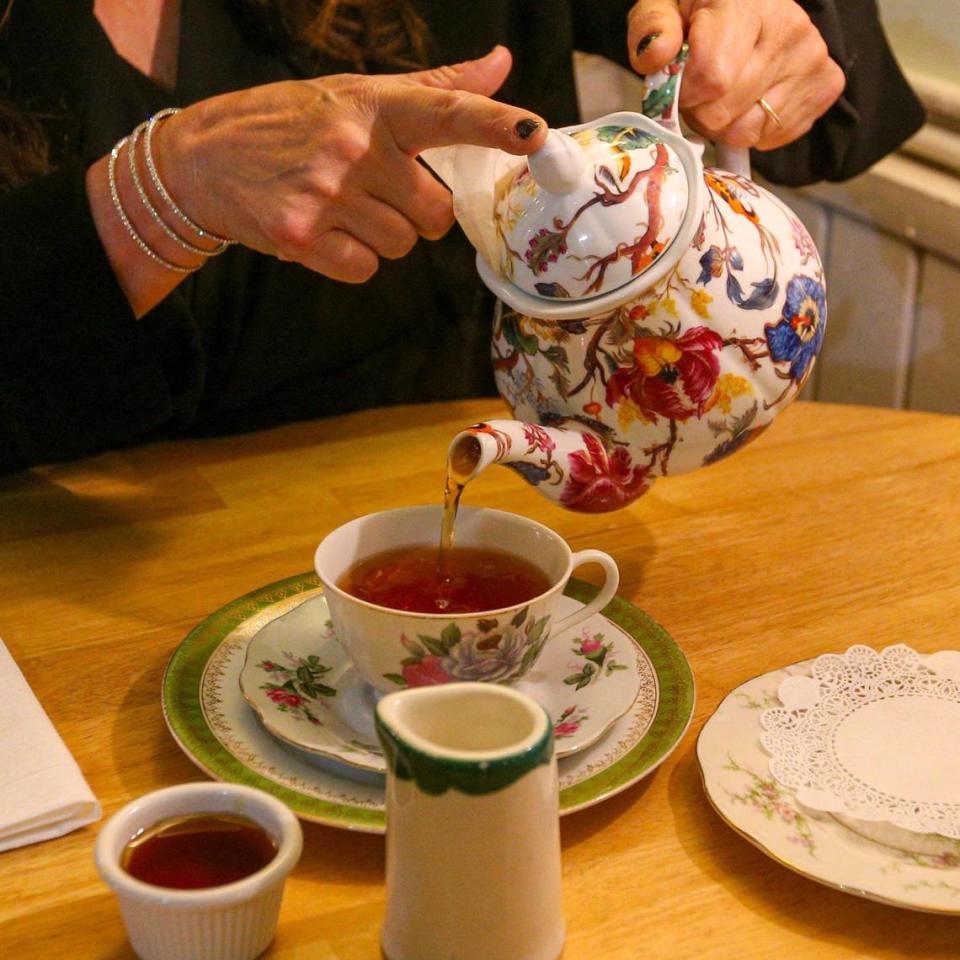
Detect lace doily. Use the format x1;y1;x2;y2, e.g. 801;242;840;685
760;644;960;838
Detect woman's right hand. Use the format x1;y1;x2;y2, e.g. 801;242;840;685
153;45;546;284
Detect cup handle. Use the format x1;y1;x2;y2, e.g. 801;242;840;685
552;549;620;636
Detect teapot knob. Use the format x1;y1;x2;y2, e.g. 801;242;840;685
527;129;589;195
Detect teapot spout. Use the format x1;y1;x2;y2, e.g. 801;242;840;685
448;420;654;513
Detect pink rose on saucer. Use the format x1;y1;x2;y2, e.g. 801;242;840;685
267;689;304;707
579;633;603;656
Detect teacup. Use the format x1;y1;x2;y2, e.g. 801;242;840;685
94;782;302;960
314;505;619;693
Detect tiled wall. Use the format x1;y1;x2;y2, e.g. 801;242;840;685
773;184;960;415
768;66;960;414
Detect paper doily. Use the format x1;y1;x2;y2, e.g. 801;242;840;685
760;644;960;838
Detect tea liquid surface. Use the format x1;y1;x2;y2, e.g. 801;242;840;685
122;813;277;889
338;544;551;614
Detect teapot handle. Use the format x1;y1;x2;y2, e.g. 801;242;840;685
640;43;752;180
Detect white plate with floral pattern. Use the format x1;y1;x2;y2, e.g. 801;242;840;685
163;573;694;833
697;659;960;914
238;592;643;772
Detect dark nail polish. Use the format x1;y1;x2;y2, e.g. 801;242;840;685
636;33;660;57
515;118;541;140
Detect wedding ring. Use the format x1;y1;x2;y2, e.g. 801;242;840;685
756;97;784;130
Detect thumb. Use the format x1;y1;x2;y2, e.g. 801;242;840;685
406;45;514;97
387;47;548;155
627;0;686;76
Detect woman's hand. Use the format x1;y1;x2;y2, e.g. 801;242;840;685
627;0;845;150
154;46;546;284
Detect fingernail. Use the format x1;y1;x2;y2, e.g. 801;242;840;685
636;33;660;56
515;118;541;140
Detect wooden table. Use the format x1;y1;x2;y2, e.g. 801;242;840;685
2;399;959;958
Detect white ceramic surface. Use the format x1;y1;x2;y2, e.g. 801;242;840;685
377;683;564;960
313;505;618;693
239;592;644;771
487;115;696;308
698;661;960;914
94;782;302;960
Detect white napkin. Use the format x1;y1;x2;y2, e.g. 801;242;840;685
420;144;524;274
0;639;100;851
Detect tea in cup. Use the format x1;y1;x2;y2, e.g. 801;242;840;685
94;782;302;960
314;505;619;692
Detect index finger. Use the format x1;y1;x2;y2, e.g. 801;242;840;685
682;0;761;108
382;85;548;156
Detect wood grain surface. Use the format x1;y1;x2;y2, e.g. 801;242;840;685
2;399;959;958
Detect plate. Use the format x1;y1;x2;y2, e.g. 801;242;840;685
238;593;645;771
163;573;694;833
697;660;960;914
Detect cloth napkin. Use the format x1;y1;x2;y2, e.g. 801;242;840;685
0;639;101;851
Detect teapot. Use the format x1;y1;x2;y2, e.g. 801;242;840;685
438;47;826;512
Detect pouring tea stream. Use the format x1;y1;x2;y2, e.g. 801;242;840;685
427;47;827;516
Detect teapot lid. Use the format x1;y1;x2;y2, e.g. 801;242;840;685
478;111;705;319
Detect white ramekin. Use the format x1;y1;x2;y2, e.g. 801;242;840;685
95;782;302;960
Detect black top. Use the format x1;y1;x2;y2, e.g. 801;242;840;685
0;0;924;471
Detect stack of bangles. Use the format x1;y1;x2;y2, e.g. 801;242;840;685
107;107;235;274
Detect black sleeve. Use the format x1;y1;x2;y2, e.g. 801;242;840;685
569;0;926;186
0;164;203;469
570;0;636;69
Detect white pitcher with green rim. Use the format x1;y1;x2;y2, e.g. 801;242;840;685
375;682;564;960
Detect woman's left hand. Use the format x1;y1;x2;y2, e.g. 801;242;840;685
626;0;846;150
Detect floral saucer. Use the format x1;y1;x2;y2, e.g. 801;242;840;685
163;573;695;833
238;593;644;772
697;659;960;915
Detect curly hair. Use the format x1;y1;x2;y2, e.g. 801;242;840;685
0;0;52;187
0;0;431;191
239;0;431;72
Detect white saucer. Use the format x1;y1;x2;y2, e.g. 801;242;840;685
698;659;960;915
239;592;645;772
162;573;695;833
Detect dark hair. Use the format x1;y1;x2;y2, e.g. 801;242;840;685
0;0;430;191
239;0;431;72
0;0;52;187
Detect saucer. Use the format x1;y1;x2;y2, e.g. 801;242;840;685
697;659;960;915
163;573;695;833
238;593;645;772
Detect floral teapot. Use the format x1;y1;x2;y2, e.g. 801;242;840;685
438;48;827;513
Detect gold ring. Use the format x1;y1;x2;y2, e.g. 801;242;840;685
757;97;784;130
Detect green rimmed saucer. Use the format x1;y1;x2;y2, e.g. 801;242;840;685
162;573;694;833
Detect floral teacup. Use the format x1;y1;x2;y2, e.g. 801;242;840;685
313;505;618;693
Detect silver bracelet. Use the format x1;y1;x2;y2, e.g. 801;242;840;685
127;122;216;258
143;108;235;249
108;137;198;274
